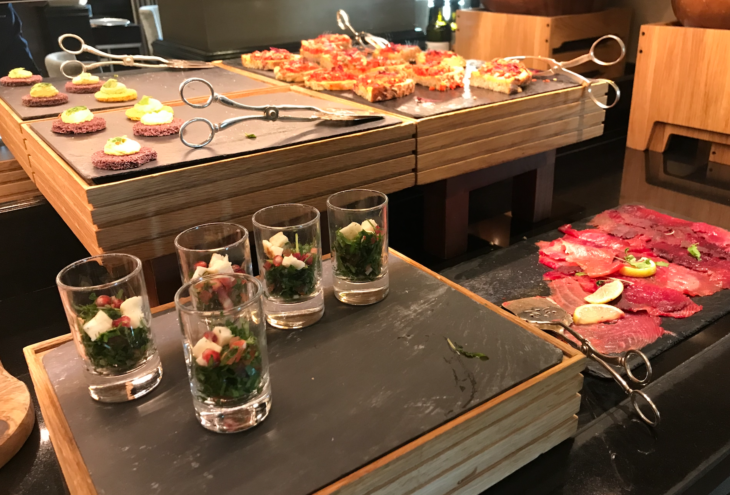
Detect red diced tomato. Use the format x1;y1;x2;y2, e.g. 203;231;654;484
202;349;220;365
203;331;218;343
112;316;131;328
194;261;208;269
95;295;111;307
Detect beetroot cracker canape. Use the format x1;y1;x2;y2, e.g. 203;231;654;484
51;106;106;134
21;83;69;107
132;108;182;137
0;68;42;87
125;96;173;121
92;136;157;171
65;72;104;94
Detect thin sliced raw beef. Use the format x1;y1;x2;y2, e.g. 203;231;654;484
651;242;730;288
614;279;702;318
693;222;730;249
561;238;623;277
543;272;598;293
572;315;666;355
648;259;721;297
547;278;666;354
559;224;630;251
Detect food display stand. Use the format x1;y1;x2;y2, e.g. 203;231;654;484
0;145;39;205
25;251;585;495
220;60;608;258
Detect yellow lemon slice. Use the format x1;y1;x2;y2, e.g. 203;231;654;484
573;304;624;325
619;258;656;278
584;279;624;304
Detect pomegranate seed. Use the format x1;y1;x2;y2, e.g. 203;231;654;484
292;252;302;260
305;255;314;265
273;255;283;267
111;297;122;309
203;331;218;343
95;295;111;307
194;261;208;268
263;261;272;270
234;268;245;274
231;264;240;270
112;316;131;328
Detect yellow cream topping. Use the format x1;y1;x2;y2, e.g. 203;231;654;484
140;109;174;125
9;68;32;79
61;106;94;124
104;136;141;156
100;79;129;95
134;96;163;113
29;83;58;98
72;72;100;85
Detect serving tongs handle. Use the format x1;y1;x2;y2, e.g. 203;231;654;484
337;9;390;49
552;321;660;427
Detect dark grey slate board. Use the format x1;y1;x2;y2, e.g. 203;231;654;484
441;216;730;379
0;67;271;121
42;255;562;495
222;57;581;119
30;91;403;184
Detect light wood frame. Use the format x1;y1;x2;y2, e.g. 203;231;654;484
25;249;586;495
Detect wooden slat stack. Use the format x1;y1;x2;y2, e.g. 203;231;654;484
21;86;416;260
0;141;39;205
415;83;608;185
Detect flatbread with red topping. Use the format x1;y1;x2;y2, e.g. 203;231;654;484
470;58;532;94
241;48;299;71
274;59;320;83
373;43;422;63
354;71;415;102
409;63;465;91
303;67;360;91
415;50;466;68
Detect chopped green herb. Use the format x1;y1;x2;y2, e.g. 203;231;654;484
656;261;669;267
245;134;256;139
102;78;118;88
688;243;701;261
193;320;264;401
109;136;126;145
63;106;87;115
596;280;606;286
34;82;53;89
138;95;150;105
623;248;655;269
575;272;587;277
264;238;317;300
333;226;384;281
446;338;489;361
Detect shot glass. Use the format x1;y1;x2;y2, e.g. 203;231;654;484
174;222;253;284
56;254;163;403
327;189;389;305
175;273;271;433
252;204;324;329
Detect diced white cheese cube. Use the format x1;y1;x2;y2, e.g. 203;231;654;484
269;232;289;248
82;310;114;341
339;222;362;240
282;255;306;270
192;337;222;359
208;255;234;274
212;326;233;346
191;265;208;280
361;219;378;233
120;296;145;327
263;240;284;259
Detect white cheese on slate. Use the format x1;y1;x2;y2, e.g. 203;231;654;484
212;326;233;346
361;219;378;233
269;232;289;248
192;337;222;359
339;222;362;240
282;254;306;270
83;310;114;341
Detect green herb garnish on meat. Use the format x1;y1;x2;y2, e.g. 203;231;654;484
688;243;701;260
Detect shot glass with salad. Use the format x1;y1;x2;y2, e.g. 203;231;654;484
252;204;324;329
174;222;253;284
175;273;271;433
327;189;389;305
56;254;162;402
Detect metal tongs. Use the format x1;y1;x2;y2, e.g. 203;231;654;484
504;298;661;426
504;35;626;110
337;10;391;49
178;78;384;148
57;34;214;79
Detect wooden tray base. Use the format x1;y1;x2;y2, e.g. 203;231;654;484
24;250;585;495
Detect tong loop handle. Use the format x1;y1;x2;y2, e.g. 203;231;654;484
590;34;626;67
623;349;653;384
179;77;217;108
630;390;661;427
180;118;217;149
58;34;114;59
587;78;621;110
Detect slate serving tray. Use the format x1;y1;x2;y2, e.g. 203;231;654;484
0;67;271;121
223;57;581;119
441;217;730;379
30;91;403;184
42;255;562;495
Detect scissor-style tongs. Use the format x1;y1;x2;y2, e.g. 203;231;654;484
504;300;660;427
57;34;215;79
178;78;384;148
505;35;626;110
337;10;391;49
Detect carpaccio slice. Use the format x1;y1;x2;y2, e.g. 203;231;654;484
614;279;702;318
537;237;622;277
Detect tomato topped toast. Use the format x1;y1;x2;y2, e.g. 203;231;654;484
354;70;415;102
241;48;299;71
470;58;532;94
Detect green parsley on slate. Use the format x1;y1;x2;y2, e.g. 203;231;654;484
333;225;384;281
446;338;489;361
193;320;264;401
